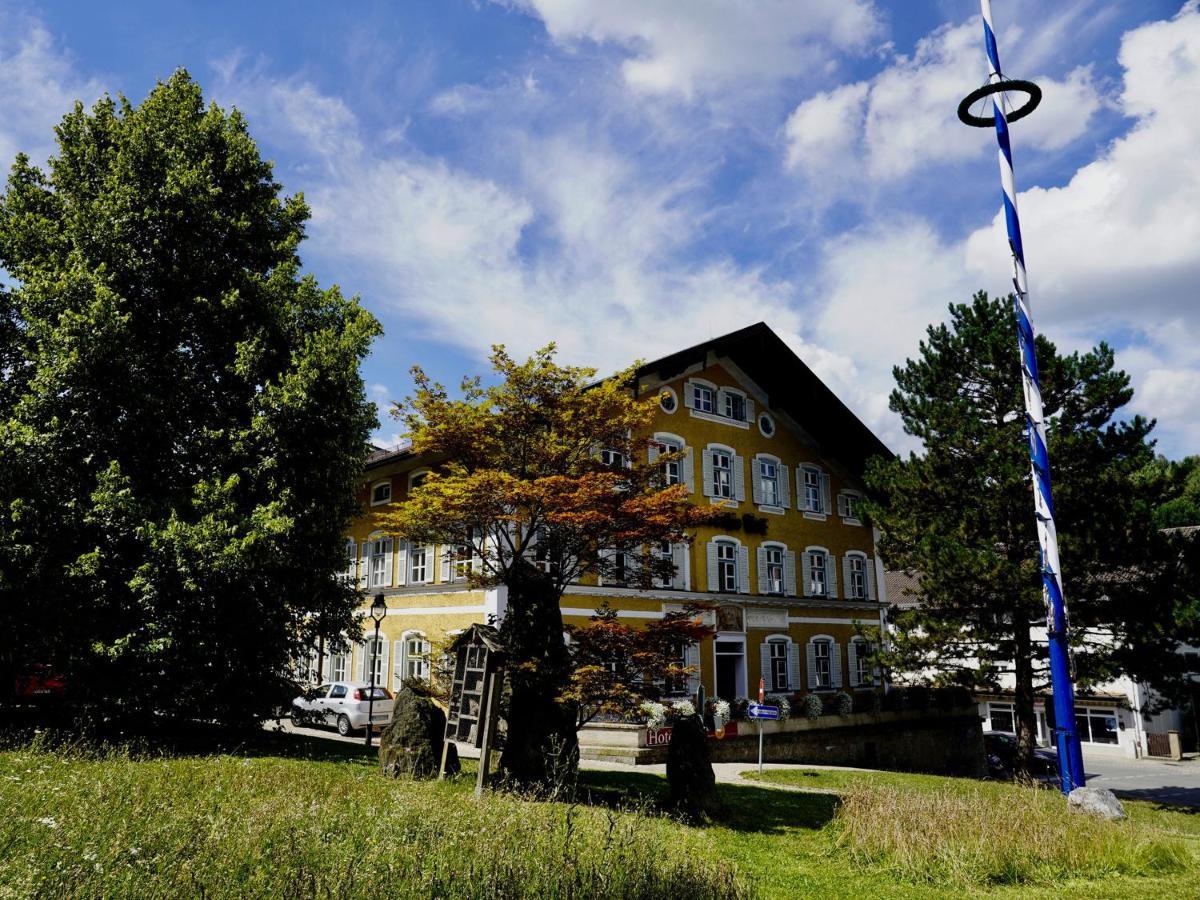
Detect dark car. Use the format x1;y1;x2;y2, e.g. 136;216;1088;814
984;731;1060;783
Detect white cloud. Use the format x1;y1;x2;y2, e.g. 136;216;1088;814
507;0;883;100
0;13;103;170
784;20;1102;187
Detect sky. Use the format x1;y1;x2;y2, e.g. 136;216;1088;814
1;0;1198;458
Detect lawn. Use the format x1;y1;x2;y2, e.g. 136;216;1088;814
1;734;1196;899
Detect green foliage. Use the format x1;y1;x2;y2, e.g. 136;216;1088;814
1138;455;1200;529
866;292;1198;761
0;71;380;726
832;691;853;716
801;694;824;719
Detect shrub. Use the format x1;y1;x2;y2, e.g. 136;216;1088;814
801;694;824;719
767;696;791;721
830;782;1191;887
832;691;853;716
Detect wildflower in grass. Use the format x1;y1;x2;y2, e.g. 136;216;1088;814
37;816;58;829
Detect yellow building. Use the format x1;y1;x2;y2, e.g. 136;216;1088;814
329;323;891;705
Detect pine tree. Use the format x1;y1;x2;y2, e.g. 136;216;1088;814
867;292;1196;771
0;71;381;728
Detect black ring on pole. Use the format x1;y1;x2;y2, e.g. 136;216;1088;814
957;79;1042;127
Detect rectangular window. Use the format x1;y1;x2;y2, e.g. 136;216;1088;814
814;641;832;689
803;468;822;513
611;551;630;586
765;547;784;595
809;552;827;596
848;556;867;599
601;447;625;468
453;544;473;581
404;636;431;680
717;542;738;593
1076;707;1119;745
346;540;357;580
724;392;745;421
664;642;688;696
989;702;1016;734
655;541;674;588
712;450;733;498
841;492;860;522
769;640;789;692
371;482;392;505
364;637;386;685
330;653;348;683
760;460;779;507
534;528;562;575
660;441;682;486
855;642;873;686
693;384;714;412
370;538;390;588
410;545;427;583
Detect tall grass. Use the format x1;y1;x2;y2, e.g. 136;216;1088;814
829;782;1194;887
0;747;746;899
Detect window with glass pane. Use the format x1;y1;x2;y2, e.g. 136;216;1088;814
760;460;779;506
693;384;714;412
371;482;392;504
364;637;386;684
330;652;348;682
848;555;867;599
410;545;427;583
453;542;473;580
765;547;784;594
803;467;822;512
1076;707;1118;744
855;642;873;685
664;642;688;695
655;541;674;588
611;551;630;585
661;441;682;485
346;540;357;580
990;702;1016;733
843;493;859;520
370;538;390;587
601;447;625;468
717;542;738;592
809;552;827;595
404;635;431;680
724;392;745;421
769;640;789;691
814;640;832;688
712;450;732;498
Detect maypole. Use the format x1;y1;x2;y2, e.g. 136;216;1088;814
956;0;1086;794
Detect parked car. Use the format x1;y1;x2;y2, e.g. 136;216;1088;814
983;730;1060;783
292;682;393;736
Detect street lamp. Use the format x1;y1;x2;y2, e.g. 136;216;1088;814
365;592;387;748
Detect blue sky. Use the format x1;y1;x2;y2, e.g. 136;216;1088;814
2;1;1198;457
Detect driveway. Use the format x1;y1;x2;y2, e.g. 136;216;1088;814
1079;752;1200;807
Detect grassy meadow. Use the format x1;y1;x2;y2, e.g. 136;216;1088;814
1;734;1197;899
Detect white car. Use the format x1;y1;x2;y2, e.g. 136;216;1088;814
292;681;393;736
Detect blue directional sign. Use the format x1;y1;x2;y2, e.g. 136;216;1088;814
746;702;779;721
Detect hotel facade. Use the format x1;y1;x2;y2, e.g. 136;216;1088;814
316;324;893;706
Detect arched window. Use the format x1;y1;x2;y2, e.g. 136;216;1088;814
757;541;796;596
707;536;747;594
843;552;870;600
806;635;842;691
397;631;431;689
370;480;392;506
802;546;837;598
849;638;874;688
759;634;796;693
798;465;829;516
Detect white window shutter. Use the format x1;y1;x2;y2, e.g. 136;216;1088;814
826;552;838;599
440;547;451;583
801;552;813;596
842;555;853;599
376;638;390;687
322;651;332;681
837;492;849;517
682;447;695;493
756;547;768;595
683;381;695;409
395;541;407;586
783;550;797;596
733;454;746;501
737;546;750;594
706;542;719;592
745;397;755;421
355;643;366;682
345;539;356;580
806;642;818;690
788;644;802;690
751;458;764;505
671;543;689;590
759;643;771;690
778;464;790;508
648;441;660;464
848;642;860;687
685;642;702;694
701;450;714;497
383;538;394;588
820;473;831;514
865;559;875;600
392;641;404;690
359;543;369;588
830;643;843;688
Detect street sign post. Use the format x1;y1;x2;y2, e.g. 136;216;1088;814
747;702;779;773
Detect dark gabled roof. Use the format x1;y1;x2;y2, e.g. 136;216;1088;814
636;322;893;478
365;443;414;471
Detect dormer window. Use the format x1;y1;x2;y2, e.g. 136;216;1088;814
723;392;746;422
370;481;392;506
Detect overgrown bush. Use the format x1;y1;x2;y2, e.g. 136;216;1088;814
801;694;824;719
832;691;854;716
830;782;1190;887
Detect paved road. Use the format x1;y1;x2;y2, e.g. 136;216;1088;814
272;718;1200;806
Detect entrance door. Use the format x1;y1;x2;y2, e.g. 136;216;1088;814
714;639;745;700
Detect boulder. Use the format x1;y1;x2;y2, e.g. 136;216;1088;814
1067;786;1126;821
379;687;459;779
666;714;722;822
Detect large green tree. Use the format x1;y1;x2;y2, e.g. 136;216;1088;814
0;71;380;728
868;292;1198;771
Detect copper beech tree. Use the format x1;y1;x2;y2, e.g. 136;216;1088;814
383;345;716;786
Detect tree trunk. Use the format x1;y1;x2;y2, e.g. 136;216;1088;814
497;565;579;789
1012;620;1039;779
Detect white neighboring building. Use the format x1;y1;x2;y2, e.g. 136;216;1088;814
884;570;1199;759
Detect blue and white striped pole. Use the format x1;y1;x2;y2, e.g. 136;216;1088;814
977;0;1085;794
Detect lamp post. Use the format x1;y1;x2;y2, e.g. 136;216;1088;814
365;592;387;748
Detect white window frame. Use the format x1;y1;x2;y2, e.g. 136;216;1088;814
850;638;874;687
329;650;348;683
370;480;392;506
767;637;790;693
400;630;431;683
846;552;868;600
722;388;747;422
763;545;784;596
759;456;781;509
711;448;733;499
409;544;429;584
345;538;358;582
812;638;833;690
716;540;738;593
838;490;863;525
808;548;828;597
600;447;625;468
800;465;823;516
369;535;392;588
692;381;715;413
408;468;432;492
